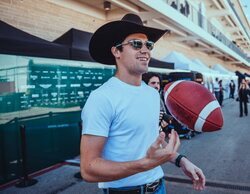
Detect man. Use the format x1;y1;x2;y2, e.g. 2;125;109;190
238;78;249;117
142;72;172;132
142;72;194;139
229;80;235;99
213;77;220;103
218;79;224;106
142;72;167;113
80;13;205;193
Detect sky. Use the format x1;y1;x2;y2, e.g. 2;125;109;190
240;0;250;23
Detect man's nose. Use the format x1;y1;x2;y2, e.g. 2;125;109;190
140;43;150;52
154;84;160;89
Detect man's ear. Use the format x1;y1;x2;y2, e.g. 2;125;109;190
111;46;121;59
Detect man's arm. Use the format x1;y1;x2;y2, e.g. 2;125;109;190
80;134;144;182
174;155;206;190
80;130;180;182
166;141;206;190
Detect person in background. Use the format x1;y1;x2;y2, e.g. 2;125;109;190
185;0;190;16
238;78;250;117
142;72;166;112
180;3;186;15
142;72;194;139
213;77;220;104
229;80;235;99
218;80;224;106
80;13;205;194
142;72;173;134
247;79;250;88
170;1;177;9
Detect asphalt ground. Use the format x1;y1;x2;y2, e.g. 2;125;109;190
1;98;250;194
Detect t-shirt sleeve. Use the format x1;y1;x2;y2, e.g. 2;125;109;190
81;91;113;137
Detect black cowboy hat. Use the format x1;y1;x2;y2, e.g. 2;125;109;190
89;13;169;65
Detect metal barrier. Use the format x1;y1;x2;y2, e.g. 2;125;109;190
0;111;81;185
15;125;38;188
74;121;83;180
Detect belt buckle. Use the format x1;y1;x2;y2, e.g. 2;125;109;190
145;179;160;193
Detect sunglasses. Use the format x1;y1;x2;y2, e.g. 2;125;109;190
115;39;154;51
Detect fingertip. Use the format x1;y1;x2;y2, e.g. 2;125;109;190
160;132;165;138
193;174;199;181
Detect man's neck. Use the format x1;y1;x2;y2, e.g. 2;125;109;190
115;70;142;86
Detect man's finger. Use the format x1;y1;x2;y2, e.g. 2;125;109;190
151;132;165;149
167;129;177;148
172;131;180;152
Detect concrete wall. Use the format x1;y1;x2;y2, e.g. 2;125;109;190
0;0;104;41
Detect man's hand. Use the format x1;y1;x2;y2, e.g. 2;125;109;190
145;130;180;168
180;158;206;190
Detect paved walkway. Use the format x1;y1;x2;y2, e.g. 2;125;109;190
1;98;250;194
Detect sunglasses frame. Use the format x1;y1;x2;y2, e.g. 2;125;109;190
115;39;155;51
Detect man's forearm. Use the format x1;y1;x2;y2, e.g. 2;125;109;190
81;157;152;182
80;131;180;182
80;135;154;182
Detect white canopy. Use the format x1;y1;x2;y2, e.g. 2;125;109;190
212;64;235;76
162;51;217;73
162;51;191;70
192;59;220;74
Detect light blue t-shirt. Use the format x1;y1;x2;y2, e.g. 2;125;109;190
81;77;164;188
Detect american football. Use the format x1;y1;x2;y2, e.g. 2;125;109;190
164;80;224;132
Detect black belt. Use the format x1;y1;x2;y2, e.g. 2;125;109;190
103;178;162;194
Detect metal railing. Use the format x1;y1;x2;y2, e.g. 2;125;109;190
227;0;250;41
0;110;81;185
165;0;250;62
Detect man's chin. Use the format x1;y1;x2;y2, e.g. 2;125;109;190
140;67;148;74
141;63;149;72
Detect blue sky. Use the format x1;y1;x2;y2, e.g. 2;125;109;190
240;0;250;22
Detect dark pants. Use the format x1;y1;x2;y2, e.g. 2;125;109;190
229;90;235;98
239;100;248;116
219;93;223;106
214;91;220;103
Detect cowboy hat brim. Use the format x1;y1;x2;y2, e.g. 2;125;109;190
89;20;167;65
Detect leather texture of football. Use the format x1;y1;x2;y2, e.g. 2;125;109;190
164;80;223;132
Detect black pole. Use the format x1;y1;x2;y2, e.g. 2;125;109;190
74;121;83;179
16;125;38;187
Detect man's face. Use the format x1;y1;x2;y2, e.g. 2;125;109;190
115;33;151;75
148;76;160;92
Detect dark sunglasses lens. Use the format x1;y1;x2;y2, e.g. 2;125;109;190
129;40;154;50
131;40;143;49
146;41;154;50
